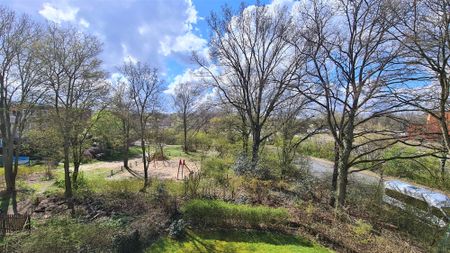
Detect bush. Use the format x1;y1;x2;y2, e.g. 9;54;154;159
232;154;253;175
168;219;187;239
201;157;231;179
6;217;119;253
182;199;288;229
256;152;282;180
298;137;335;161
113;229;141;253
352;219;373;244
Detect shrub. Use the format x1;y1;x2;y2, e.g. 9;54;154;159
352;219;373;244
200;157;240;199
256;152;282;180
184;172;202;198
168;219;187;239
298;137;335;161
9;217;119;253
232;154;252;175
242;178;271;203
113;229;141;253
182;199;288;229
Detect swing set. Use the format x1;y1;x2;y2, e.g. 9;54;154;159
177;159;194;180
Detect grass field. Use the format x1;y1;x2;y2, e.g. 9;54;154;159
147;230;332;253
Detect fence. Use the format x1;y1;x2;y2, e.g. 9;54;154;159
0;214;31;235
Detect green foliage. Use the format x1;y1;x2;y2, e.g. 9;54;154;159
257;151;283;180
91;110;124;151
195;157;243;199
436;226;450;253
352;219;373;244
298;137;335;161
25;120;63;161
184;172;202;198
0;164;48;179
2;217;119;253
182;199;288;228
211;135;241;157
189;131;212;152
201;157;232;178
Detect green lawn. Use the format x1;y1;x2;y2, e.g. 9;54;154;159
164;145;203;160
147;230;332;253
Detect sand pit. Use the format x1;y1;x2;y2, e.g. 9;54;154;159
107;158;200;180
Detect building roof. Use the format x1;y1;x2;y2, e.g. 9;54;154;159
385;180;450;208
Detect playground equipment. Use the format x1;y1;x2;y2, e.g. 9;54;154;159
177;159;193;180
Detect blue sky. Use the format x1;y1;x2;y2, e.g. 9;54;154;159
2;0;272;93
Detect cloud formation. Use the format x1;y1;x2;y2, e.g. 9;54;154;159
38;2;79;24
5;0;208;76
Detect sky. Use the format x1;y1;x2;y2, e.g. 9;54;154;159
2;0;274;95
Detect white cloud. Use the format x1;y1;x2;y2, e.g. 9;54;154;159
79;18;90;28
165;67;209;95
159;32;207;56
39;2;79;24
121;43;138;64
185;0;198;30
157;0;208;57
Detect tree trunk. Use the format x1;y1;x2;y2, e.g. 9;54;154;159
330;141;339;207
336;142;351;209
3;139;17;213
122;119;130;169
440;153;447;185
141;134;149;189
63;139;74;210
183;111;188;153
251;125;261;171
71;141;81;188
123;141;129;169
241;118;249;156
242;132;249;156
72;161;81;188
438;74;450;154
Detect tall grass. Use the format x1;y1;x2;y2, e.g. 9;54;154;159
182;199;289;228
298;138;335;161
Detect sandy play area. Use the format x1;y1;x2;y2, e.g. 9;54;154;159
78;157;200;181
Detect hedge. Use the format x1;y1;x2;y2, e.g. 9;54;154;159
182;199;289;229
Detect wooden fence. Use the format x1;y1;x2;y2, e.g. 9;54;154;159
0;214;31;235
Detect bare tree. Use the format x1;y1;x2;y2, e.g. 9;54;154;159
195;3;306;171
0;6;44;214
274;96;321;178
39;24;106;208
172;82;202;153
111;82;134;171
119;61;162;189
296;0;434;208
389;0;450;183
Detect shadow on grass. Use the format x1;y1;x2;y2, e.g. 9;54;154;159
192;229;313;247
147;229;323;253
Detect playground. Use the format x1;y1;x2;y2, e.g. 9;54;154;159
105;157;200;181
